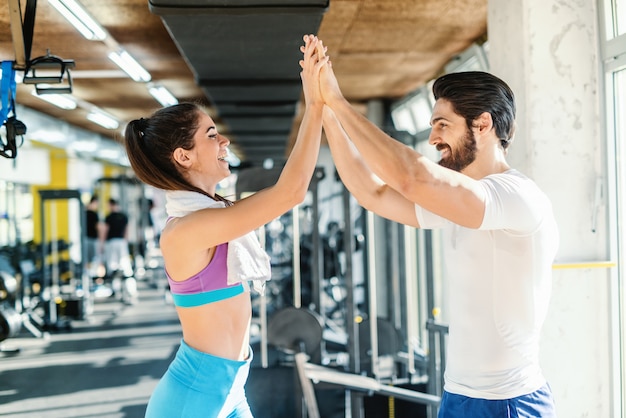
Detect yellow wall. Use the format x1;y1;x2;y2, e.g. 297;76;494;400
31;149;69;245
98;164;126;211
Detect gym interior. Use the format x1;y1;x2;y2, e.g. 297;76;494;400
1;1;625;417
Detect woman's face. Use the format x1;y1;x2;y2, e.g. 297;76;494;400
189;111;231;185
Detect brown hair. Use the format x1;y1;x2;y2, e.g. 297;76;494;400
432;71;516;149
124;102;230;204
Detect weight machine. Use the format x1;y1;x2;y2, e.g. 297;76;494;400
237;163;442;417
38;189;91;328
0;181;49;345
275;186;438;418
0;267;22;353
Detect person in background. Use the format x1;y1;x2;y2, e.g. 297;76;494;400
84;195;100;277
122;34;327;418
102;198;136;304
312;40;559;417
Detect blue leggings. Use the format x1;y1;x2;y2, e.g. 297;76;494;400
438;384;557;418
145;340;253;418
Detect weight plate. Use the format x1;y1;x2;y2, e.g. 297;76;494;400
267;306;323;356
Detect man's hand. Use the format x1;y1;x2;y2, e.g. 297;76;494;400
300;35;344;106
315;37;344;106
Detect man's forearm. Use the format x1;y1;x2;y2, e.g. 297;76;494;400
325;96;422;194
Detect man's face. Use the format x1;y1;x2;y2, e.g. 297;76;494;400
437;126;477;172
429;99;477;172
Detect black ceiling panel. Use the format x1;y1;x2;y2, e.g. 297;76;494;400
221;115;294;133
150;0;328;166
199;81;302;103
216;101;299;117
230;133;293;145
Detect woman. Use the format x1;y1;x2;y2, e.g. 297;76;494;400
123;34;327;418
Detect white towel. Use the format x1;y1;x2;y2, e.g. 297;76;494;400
165;190;271;294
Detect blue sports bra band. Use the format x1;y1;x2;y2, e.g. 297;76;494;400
170;284;245;308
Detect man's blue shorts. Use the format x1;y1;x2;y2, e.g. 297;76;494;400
438;384;557;418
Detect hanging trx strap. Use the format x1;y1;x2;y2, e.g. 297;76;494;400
1;61;23;159
1;61;16;124
0;0;36;160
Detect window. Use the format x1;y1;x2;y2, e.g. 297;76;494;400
613;65;626;418
602;0;626;415
391;91;433;136
614;0;626;37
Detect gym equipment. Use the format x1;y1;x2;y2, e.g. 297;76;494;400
0;270;22;352
241;165;440;417
16;255;48;338
357;318;402;374
236;166;325;369
267;306;324;357
0;241;49;340
39;189;91;328
301;359;440;407
422;230;447;403
0;304;21;342
92;176;152;300
294;352;321;418
0;271;22;344
0;270;17;301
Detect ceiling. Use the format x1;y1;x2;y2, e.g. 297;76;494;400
0;0;487;168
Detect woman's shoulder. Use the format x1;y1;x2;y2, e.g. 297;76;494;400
159;217;218;279
159;216;183;251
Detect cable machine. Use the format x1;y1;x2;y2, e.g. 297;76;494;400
235;166;326;363
0;181;52;343
261;178;440;418
235;163;443;417
38;189;90;329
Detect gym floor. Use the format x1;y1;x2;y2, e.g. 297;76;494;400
0;279;420;418
0;280;350;418
0;281;181;418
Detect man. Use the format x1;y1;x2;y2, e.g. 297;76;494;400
311;38;559;417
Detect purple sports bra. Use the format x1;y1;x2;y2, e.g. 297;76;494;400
166;243;245;307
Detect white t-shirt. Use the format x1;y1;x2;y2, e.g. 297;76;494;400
415;169;559;399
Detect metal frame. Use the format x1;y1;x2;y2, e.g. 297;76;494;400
599;0;626;415
38;189;88;326
300;359;440;407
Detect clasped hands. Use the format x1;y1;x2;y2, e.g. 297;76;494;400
299;34;343;107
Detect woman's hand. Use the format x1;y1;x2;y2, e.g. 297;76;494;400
299;34;327;108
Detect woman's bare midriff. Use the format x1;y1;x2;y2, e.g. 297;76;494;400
175;291;252;361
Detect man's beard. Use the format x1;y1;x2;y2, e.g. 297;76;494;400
437;128;477;172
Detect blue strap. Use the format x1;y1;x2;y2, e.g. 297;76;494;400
170;284;245;307
1;61;16;124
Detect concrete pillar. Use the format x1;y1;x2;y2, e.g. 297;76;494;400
489;1;614;417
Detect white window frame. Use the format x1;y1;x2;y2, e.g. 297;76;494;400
600;0;626;416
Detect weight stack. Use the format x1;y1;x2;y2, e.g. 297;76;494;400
56;297;84;320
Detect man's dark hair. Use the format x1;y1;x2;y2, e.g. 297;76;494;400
432;71;516;149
